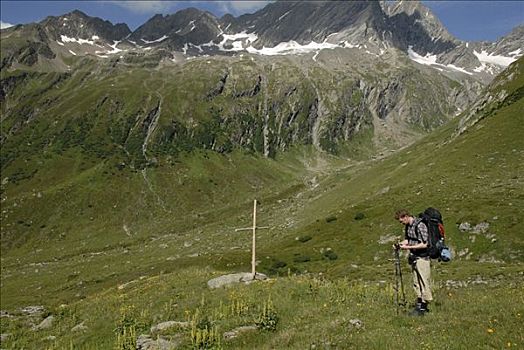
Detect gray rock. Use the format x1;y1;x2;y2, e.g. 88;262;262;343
348;319;363;330
71;322;88;332
150;321;189;333
137;334;179;350
445;280;468;288
207;272;268;289
21;305;45;316
376;186;390;195
34;315;54;330
472;222;490;234
478;256;504;263
458;222;471;232
223;325;258;340
377;233;397;244
1;333;11;342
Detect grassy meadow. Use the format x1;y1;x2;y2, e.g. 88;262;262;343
1;57;523;349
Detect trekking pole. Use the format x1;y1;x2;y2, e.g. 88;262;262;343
393;243;407;314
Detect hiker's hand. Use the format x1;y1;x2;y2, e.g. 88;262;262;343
399;243;410;250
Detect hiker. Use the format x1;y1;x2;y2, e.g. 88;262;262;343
395;209;432;315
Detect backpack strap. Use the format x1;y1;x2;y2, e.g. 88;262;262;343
413;219;429;257
413;219;425;243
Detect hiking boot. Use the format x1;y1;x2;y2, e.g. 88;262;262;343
409;303;428;316
409;306;426;316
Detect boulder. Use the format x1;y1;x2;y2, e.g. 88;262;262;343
136;334;180;350
150;321;189;333
348;318;363;330
472;222;490;234
458;222;471;232
207;272;267;289
223;325;258;340
34;315;54;330
71;321;88;332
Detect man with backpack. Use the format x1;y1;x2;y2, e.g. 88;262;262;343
395;209;433;316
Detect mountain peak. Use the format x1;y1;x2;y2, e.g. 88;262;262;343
387;0;456;44
40;10;130;43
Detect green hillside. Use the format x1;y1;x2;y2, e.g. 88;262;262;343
1;55;523;349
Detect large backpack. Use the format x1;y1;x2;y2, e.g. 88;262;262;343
417;207;451;262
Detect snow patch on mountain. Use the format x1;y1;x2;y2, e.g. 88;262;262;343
209;32;259;52
278;11;291;21
408;46;472;75
95;41;124;56
473;50;520;67
202;30;355;57
1;20;14;29
60;35;100;46
142;35;169;44
107;41;123;54
189;20;196;32
246;40;339;56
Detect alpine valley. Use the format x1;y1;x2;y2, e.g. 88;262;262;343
1;1;523;349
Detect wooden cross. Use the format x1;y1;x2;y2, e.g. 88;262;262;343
235;199;270;279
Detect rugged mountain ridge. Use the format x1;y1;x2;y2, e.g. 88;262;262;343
128;7;222;50
1;0;522;169
0;10;130;70
1;52;470;169
41;9;131;43
1;1;522;81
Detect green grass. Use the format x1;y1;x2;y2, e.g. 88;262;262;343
1;54;523;349
1;266;523;349
1;92;523;348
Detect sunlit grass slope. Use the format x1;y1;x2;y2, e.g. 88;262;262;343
0;58;522;349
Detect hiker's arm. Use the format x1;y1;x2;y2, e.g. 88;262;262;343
394;239;409;249
400;242;427;250
399;222;429;250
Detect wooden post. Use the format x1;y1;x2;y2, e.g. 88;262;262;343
252;199;257;277
235;199;270;279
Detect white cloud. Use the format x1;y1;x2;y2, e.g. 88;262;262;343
1;21;14;29
105;1;273;17
108;1;178;14
218;1;273;16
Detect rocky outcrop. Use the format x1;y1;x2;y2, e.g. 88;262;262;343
234;1;387;48
34;315;54;330
454;56;523;137
129;8;222;50
234;75;262;98
150;321;189;333
2;0;521;83
137;334;180;350
206;71;229;100
223;325;258;340
41;10;130;42
1;48;479;168
207;272;268;289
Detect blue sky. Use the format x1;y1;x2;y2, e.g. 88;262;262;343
1;1;523;42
